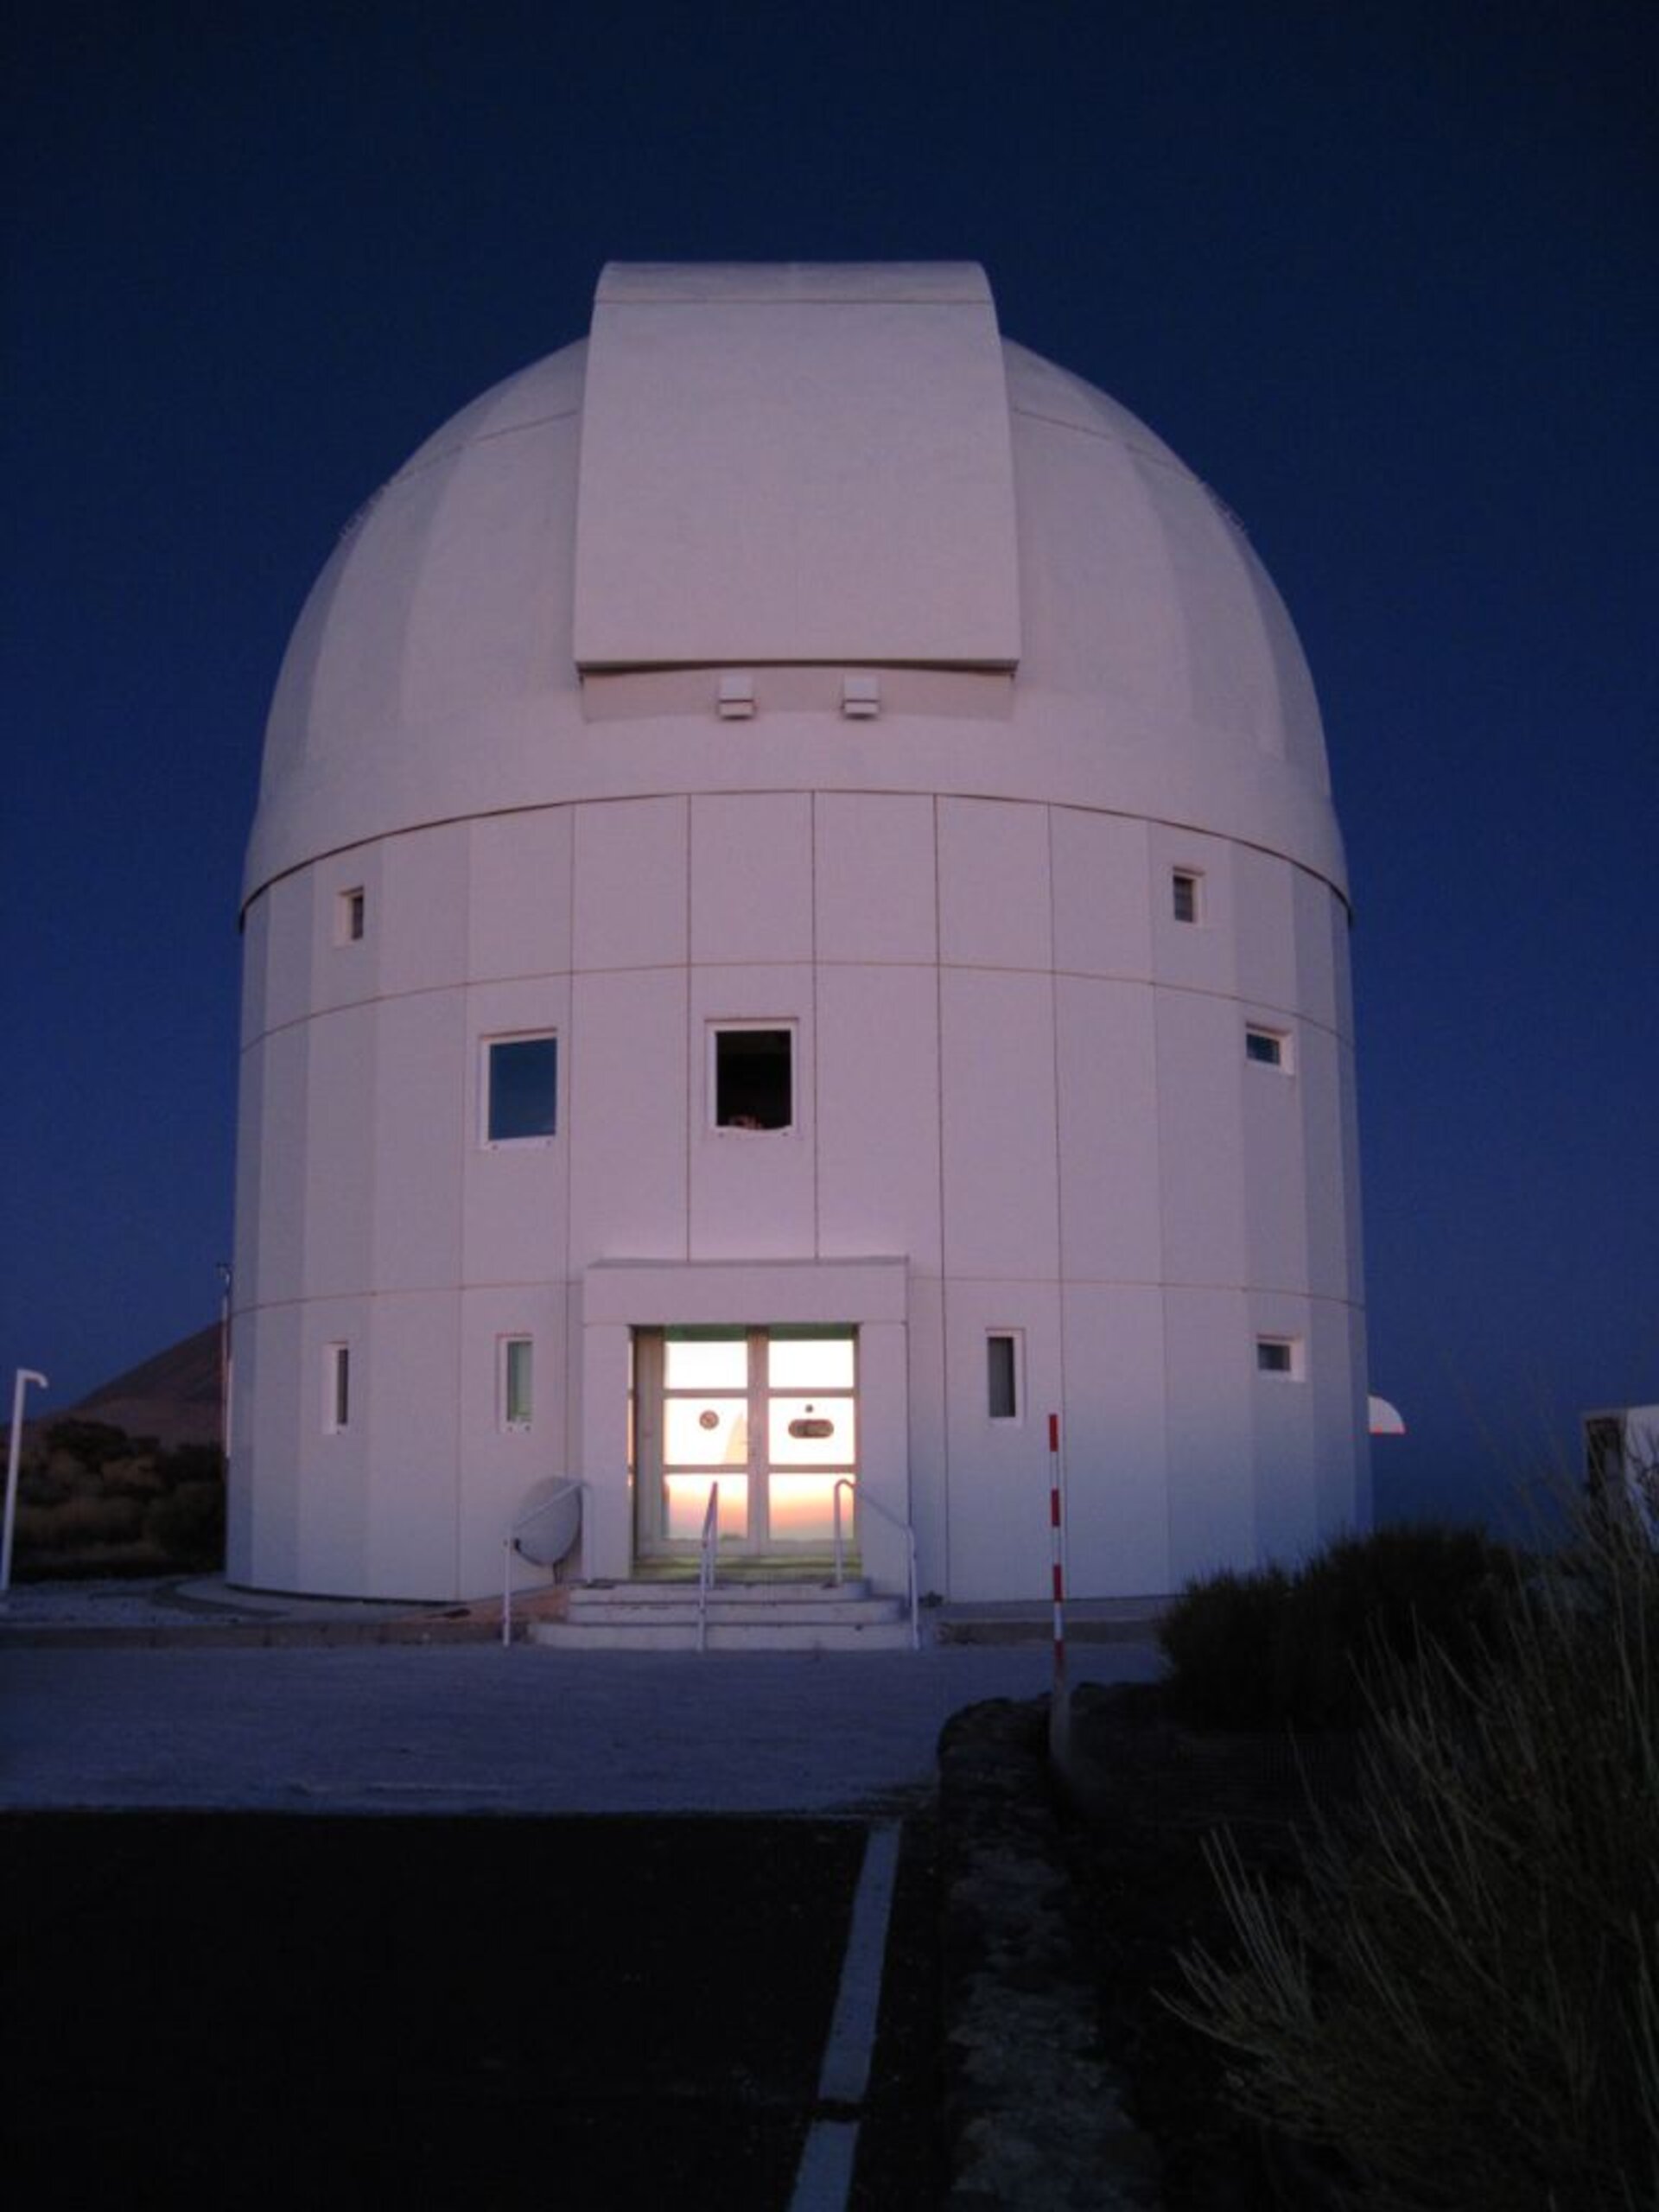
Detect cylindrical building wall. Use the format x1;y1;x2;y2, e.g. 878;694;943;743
230;264;1368;1604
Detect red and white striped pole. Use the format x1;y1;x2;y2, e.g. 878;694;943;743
1047;1411;1069;1759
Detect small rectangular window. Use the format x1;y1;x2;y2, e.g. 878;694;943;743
335;888;365;944
326;1343;352;1431
1245;1026;1288;1069
1171;869;1202;925
502;1337;533;1429
987;1332;1020;1421
486;1034;558;1143
712;1025;793;1130
1255;1336;1301;1379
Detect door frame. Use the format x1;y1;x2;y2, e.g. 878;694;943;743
632;1324;857;1561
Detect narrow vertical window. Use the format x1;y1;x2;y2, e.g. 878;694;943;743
1171;868;1202;925
987;1332;1020;1421
326;1343;352;1432
502;1337;534;1429
485;1035;558;1143
336;887;365;944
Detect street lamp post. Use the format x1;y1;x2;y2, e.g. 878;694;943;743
3;1368;49;1598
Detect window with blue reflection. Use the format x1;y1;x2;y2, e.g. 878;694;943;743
486;1036;558;1142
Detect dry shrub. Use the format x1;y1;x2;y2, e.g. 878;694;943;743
144;1479;226;1568
46;1493;144;1548
1160;1524;1514;1730
1172;1503;1659;2211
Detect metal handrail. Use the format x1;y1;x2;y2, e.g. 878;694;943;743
500;1478;584;1648
697;1482;721;1652
832;1478;921;1650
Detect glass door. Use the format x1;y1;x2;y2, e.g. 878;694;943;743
632;1326;857;1560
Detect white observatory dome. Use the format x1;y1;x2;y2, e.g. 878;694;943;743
249;267;1341;904
233;264;1366;1612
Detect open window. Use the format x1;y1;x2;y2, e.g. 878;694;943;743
1255;1335;1304;1380
484;1034;558;1144
710;1025;794;1131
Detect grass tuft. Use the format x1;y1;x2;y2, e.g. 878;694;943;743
1169;1499;1659;2210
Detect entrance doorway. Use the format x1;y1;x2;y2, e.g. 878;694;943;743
632;1326;857;1562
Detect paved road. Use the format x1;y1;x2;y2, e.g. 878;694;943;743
3;1637;1164;2207
0;1641;1161;1815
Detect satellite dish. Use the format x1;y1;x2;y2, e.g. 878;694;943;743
1368;1395;1406;1438
512;1478;582;1566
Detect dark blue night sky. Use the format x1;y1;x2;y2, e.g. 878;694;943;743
4;2;1655;1534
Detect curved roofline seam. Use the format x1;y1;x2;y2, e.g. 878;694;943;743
389;403;584;485
1008;399;1194;474
239;793;1352;921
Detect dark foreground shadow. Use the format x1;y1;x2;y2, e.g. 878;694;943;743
6;1812;893;2210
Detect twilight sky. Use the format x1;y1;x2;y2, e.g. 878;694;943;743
3;1;1654;1533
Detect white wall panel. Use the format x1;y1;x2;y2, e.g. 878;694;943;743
1248;1298;1319;1564
692;793;813;965
816;964;942;1266
372;989;466;1290
1051;808;1152;980
904;1273;949;1597
1154;989;1248;1287
377;823;468;1000
938;798;1052;970
467;808;573;982
939;969;1059;1279
815;792;937;965
1162;1287;1255;1581
302;1005;377;1295
262;870;314;1037
853;1319;912;1597
1232;844;1298;1014
568;968;688;1267
1241;1025;1311;1293
230;1305;301;1587
573;798;687;969
239;892;271;1049
252;1024;308;1306
365;1291;461;1597
1059;1284;1171;1595
1293;868;1339;1032
1055;976;1162;1285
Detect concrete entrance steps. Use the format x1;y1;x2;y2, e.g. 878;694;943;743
528;1578;916;1652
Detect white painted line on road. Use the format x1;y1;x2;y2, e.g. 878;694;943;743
817;1819;902;2107
786;2119;858;2212
787;1819;904;2212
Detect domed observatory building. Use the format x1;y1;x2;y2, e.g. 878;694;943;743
231;264;1368;1615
